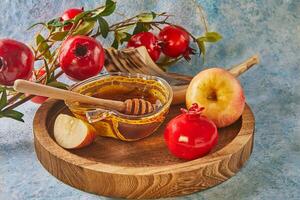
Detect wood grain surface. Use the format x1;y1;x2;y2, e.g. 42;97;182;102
33;99;255;199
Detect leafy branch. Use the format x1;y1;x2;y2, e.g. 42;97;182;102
0;0;118;122
0;0;222;122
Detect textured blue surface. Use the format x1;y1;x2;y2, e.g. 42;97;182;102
0;0;300;199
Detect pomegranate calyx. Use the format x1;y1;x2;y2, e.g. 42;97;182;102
74;43;88;57
183;47;196;61
154;40;162;50
157;40;165;48
180;103;204;116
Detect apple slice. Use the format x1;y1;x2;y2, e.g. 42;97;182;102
54;114;96;149
186;68;245;128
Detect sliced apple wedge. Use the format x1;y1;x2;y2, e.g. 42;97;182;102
54;114;96;149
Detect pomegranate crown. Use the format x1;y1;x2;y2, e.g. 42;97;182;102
180;103;204;116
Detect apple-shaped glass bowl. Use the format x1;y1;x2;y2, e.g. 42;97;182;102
65;72;173;141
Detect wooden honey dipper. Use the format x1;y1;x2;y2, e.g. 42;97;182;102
13;80;157;115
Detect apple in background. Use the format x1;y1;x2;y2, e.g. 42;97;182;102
186;68;245;128
54;114;96;149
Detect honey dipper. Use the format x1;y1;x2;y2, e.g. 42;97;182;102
13;80;157;115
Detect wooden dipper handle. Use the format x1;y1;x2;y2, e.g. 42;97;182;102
13;80;155;115
228;54;260;77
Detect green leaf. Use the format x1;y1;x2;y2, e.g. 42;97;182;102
137;12;154;22
36;34;51;60
27;22;47;30
151;11;157;19
196;40;206;62
115;31;131;45
73;21;96;36
197;40;205;55
62;20;73;27
49;31;69;41
43;59;51;83
47;18;57;26
197;32;222;43
89;7;106;19
47;81;69;89
100;0;116;16
0;110;24;122
111;37;119;49
120;33;131;44
47;18;64;27
98;17;109;38
116;24;135;33
47;18;75;29
0;89;7;110
4;87;16;93
133;22;150;35
73;11;91;23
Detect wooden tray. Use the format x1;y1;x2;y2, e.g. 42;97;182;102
33;99;255;199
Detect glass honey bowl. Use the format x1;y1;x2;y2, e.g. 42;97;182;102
65;72;173;141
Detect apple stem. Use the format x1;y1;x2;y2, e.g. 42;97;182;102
228;54;260;77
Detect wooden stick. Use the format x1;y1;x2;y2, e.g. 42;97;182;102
3;95;34;112
172;85;189;105
228;54;260;77
13;80;126;112
7;93;24;105
13;80;156;115
172;54;260;105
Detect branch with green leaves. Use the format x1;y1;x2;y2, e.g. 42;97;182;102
0;0;222;122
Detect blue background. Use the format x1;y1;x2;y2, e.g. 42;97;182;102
0;0;300;199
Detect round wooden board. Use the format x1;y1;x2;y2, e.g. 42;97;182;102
33;99;255;199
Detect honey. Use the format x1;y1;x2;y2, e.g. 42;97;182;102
65;73;173;141
93;86;159;104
